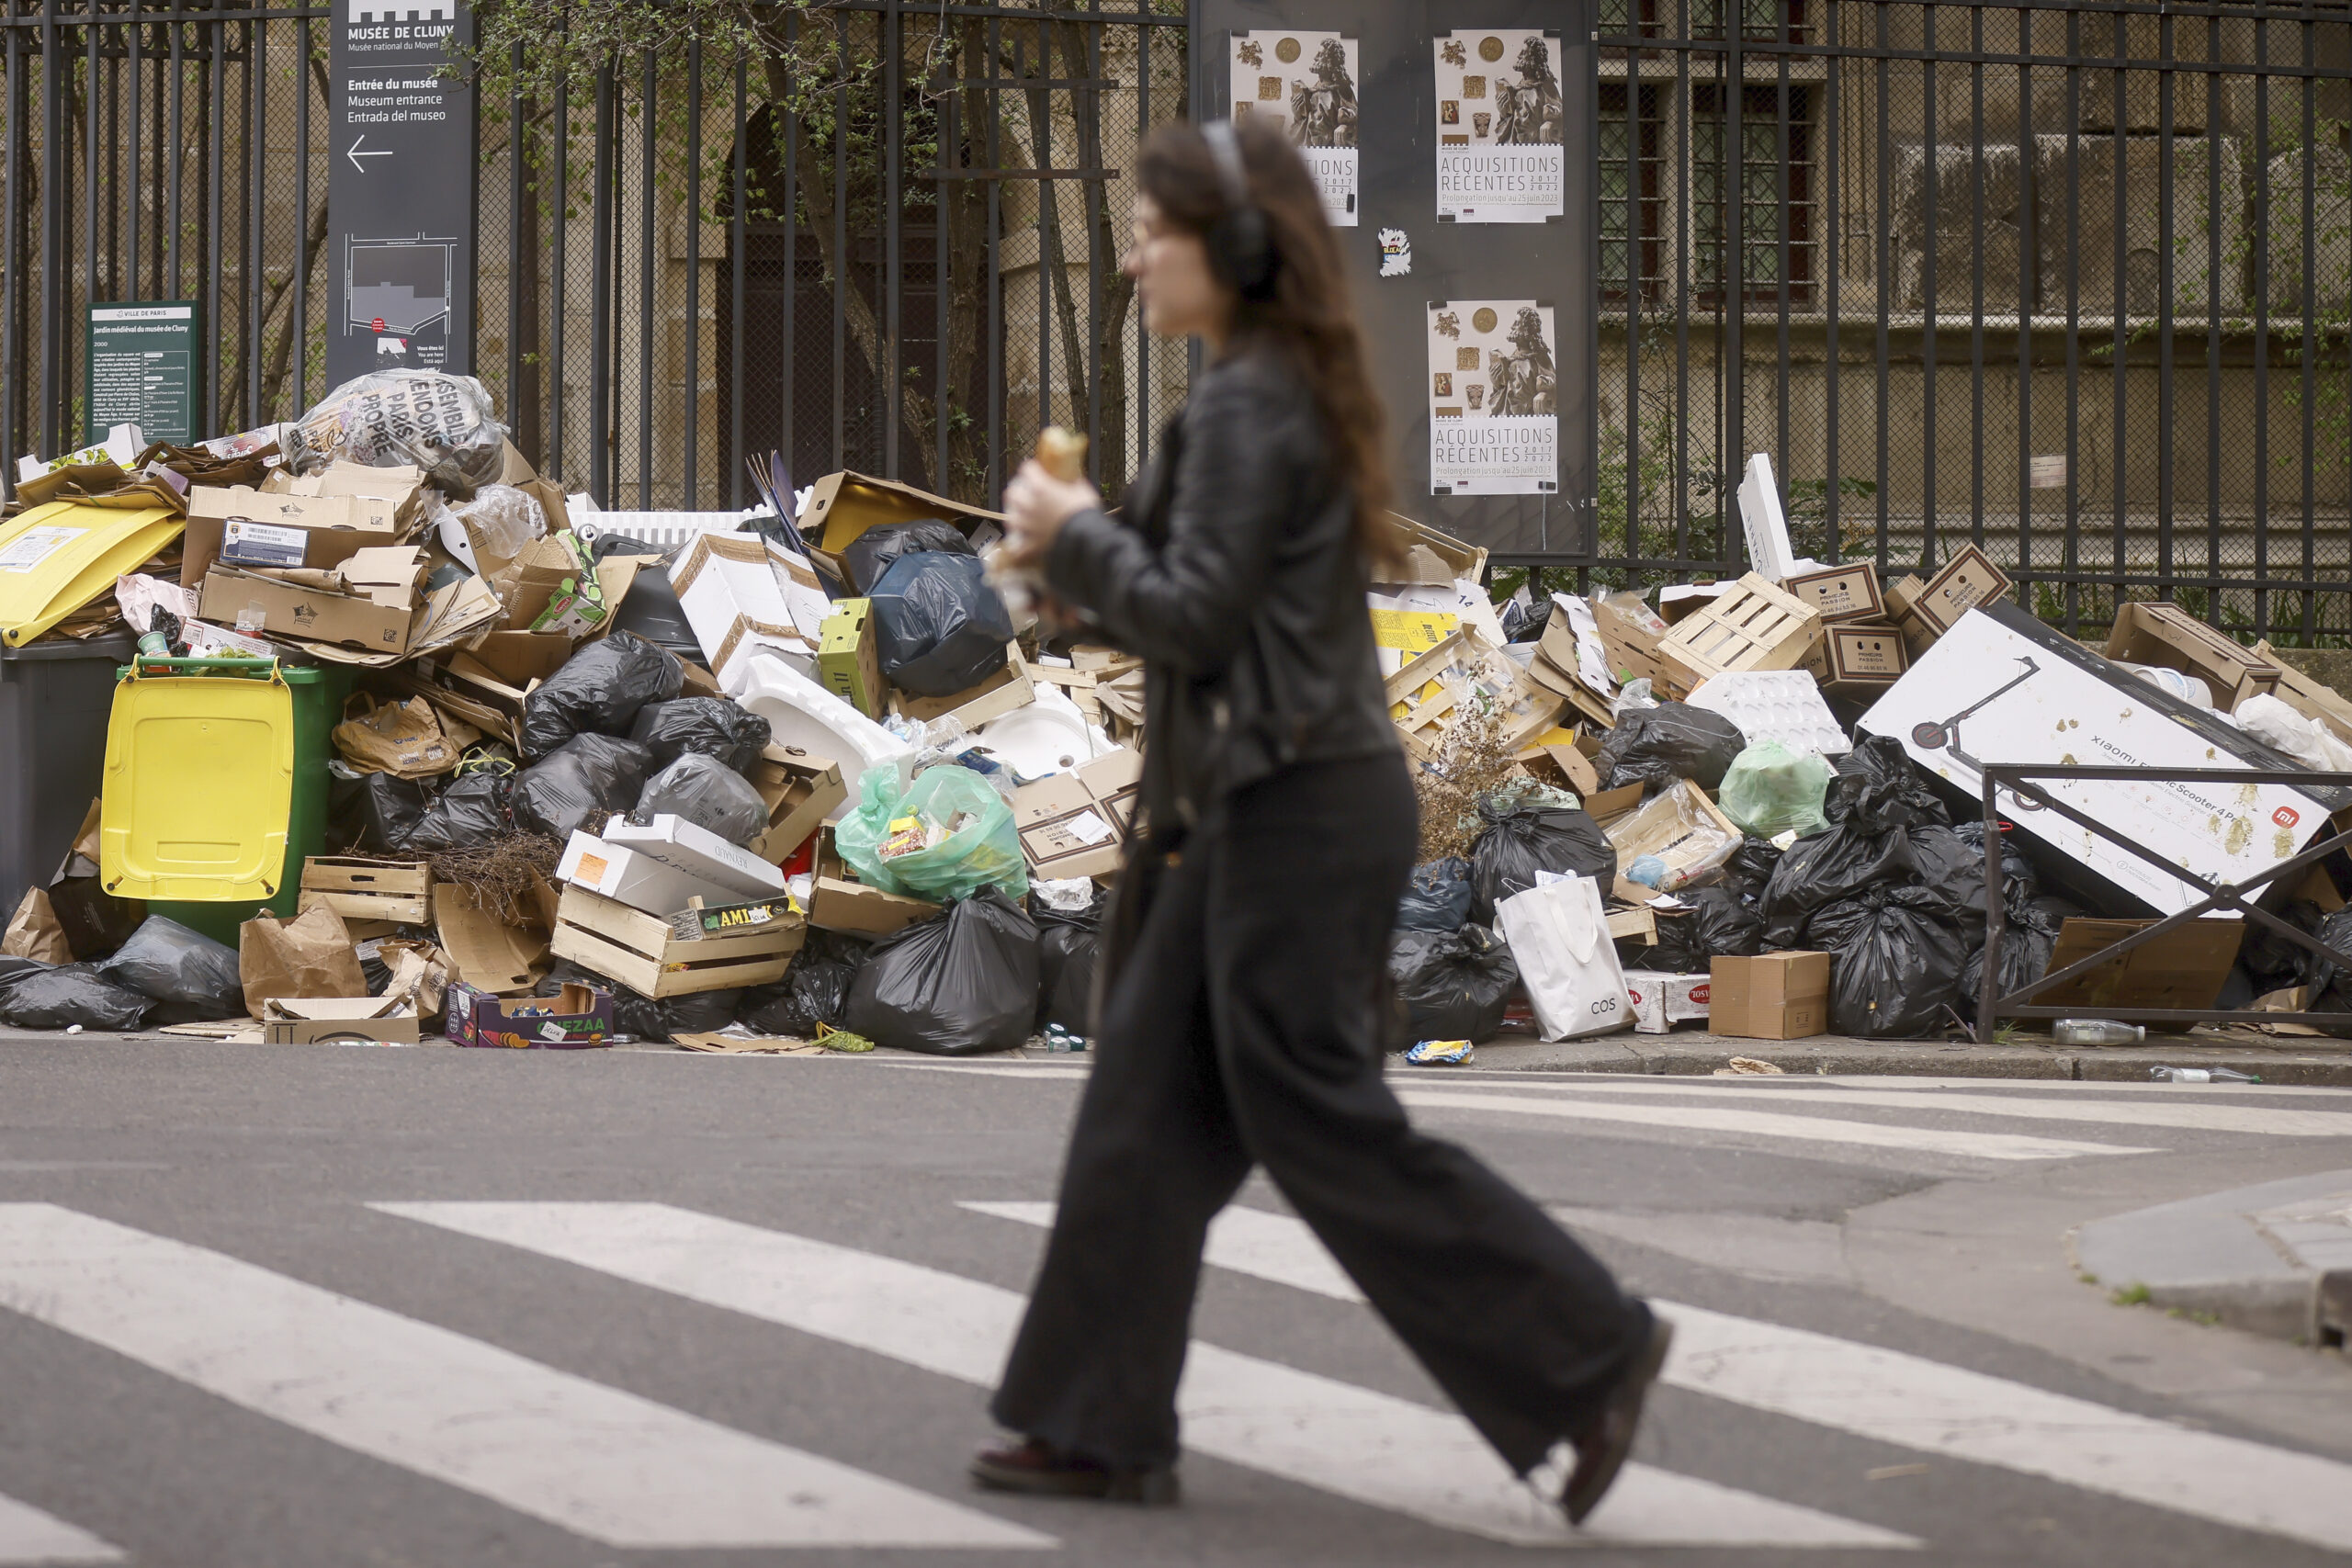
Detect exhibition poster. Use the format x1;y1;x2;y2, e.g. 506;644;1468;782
1431;29;1565;223
1428;299;1559;494
1231;30;1360;226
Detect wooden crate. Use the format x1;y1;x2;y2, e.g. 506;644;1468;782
1657;572;1823;688
299;857;431;923
550;884;804;998
1385;629;1565;761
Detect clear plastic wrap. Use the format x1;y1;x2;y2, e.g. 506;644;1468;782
833;764;1029;902
284;369;508;486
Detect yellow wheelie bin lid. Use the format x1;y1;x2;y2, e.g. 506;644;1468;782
0;501;184;647
100;657;296;901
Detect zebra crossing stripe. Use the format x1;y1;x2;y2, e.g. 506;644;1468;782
376;1201;1915;1550
968;1201;2352;1555
0;1491;120;1565
1393;1086;2162;1161
0;1204;1049;1551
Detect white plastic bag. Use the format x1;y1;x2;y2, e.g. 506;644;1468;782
2236;692;2352;773
1494;874;1633;1041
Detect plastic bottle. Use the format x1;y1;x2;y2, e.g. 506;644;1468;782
2052;1019;2145;1046
2149;1066;2261;1084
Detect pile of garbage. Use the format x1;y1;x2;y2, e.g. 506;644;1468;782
5;408;2347;1054
0;389;1138;1052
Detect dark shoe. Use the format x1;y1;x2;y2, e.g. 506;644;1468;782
970;1438;1182;1506
1561;1313;1674;1527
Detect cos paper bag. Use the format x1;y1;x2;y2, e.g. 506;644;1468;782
1496;874;1632;1041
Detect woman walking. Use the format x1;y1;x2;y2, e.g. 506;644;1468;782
976;117;1670;1528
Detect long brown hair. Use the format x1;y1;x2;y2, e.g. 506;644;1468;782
1136;118;1402;570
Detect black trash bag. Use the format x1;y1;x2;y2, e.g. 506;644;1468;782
333;771;433;853
1807;885;1968;1038
1387;923;1518;1045
403;772;516;853
606;570;706;662
1596;702;1747;792
96;916;244;1023
1905;823;1994;930
518;631;684;760
2240;898;2331;992
1953;820;2038;903
1825;734;1950;832
1961;893;2080;1007
534;961;736;1043
737;931;872;1037
868;551;1014;698
843;518;976;593
0;962;155;1031
1758;822;1913;948
0;955;49;987
844;889;1040;1055
628;697;772;773
1467;801;1619;925
1724;837;1784;894
43;877;145;962
634;753;768;846
514;735;653;840
1647;885;1765;973
1397;857;1476;933
1031;890;1102;1033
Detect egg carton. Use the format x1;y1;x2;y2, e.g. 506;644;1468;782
1685;670;1851;755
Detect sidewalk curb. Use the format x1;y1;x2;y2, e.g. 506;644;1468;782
1457;1032;2352;1087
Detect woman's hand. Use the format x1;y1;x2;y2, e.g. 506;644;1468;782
1001;458;1102;569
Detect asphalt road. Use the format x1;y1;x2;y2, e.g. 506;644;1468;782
2;1039;2350;1567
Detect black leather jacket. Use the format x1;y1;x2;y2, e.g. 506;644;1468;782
1045;345;1400;842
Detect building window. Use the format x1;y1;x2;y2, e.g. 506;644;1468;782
1600;84;1665;305
1691;83;1815;307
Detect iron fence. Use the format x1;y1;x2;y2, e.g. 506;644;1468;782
0;0;1192;514
1587;0;2352;645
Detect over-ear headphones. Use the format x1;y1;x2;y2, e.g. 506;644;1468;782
1203;119;1275;299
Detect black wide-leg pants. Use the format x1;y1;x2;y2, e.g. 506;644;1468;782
989;752;1652;1475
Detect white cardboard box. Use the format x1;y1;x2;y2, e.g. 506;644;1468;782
599;814;788;897
668;531;834;694
1860;600;2352;917
555;830;741;917
1622;969;1711;1034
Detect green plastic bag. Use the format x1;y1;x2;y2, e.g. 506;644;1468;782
833;763;1030;902
1719;740;1834;840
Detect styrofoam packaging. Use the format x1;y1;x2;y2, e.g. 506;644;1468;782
599;814;787;897
1495;874;1633;1041
1685;669;1851;755
667;530;833;694
734;653;911;806
1622;969;1711;1034
554;829;740;917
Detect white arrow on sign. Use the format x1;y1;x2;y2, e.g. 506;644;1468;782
346;134;392;172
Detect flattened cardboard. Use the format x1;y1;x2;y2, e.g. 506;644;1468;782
182;487;394;587
745;744;848;863
1010;747;1143;880
809;838;942;936
2105;602;2282;711
434;884;549;995
464;630;576;688
197;545;424;654
889;659;1036;730
2035;918;2245;1011
799;469;1009;559
1708;952;1831;1040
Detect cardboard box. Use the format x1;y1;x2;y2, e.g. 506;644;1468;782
1736;452;1804;582
744;744;848;863
1590;590;1687;696
1860;600;2352;917
496;439;573;535
798;469;1010;560
889;658;1037;731
1905;544;2013;637
816;598;883;716
299;857;431;923
260;996;424;1045
2034;918;2245;1011
1623;969;1711;1034
551;883;804;998
182;486;396;587
1708;952;1831;1040
556;830;744;917
1782;562;1886;625
1601;779;1744;892
600;815;789;897
446;980;617;1049
1012;748;1144;880
669;531;833;694
1824;623;1910;690
1658;572;1824;690
809;839;944;936
463;630;575;689
503;531;607;636
198;546;424;654
2105;602;2282;712
264;459;430;532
